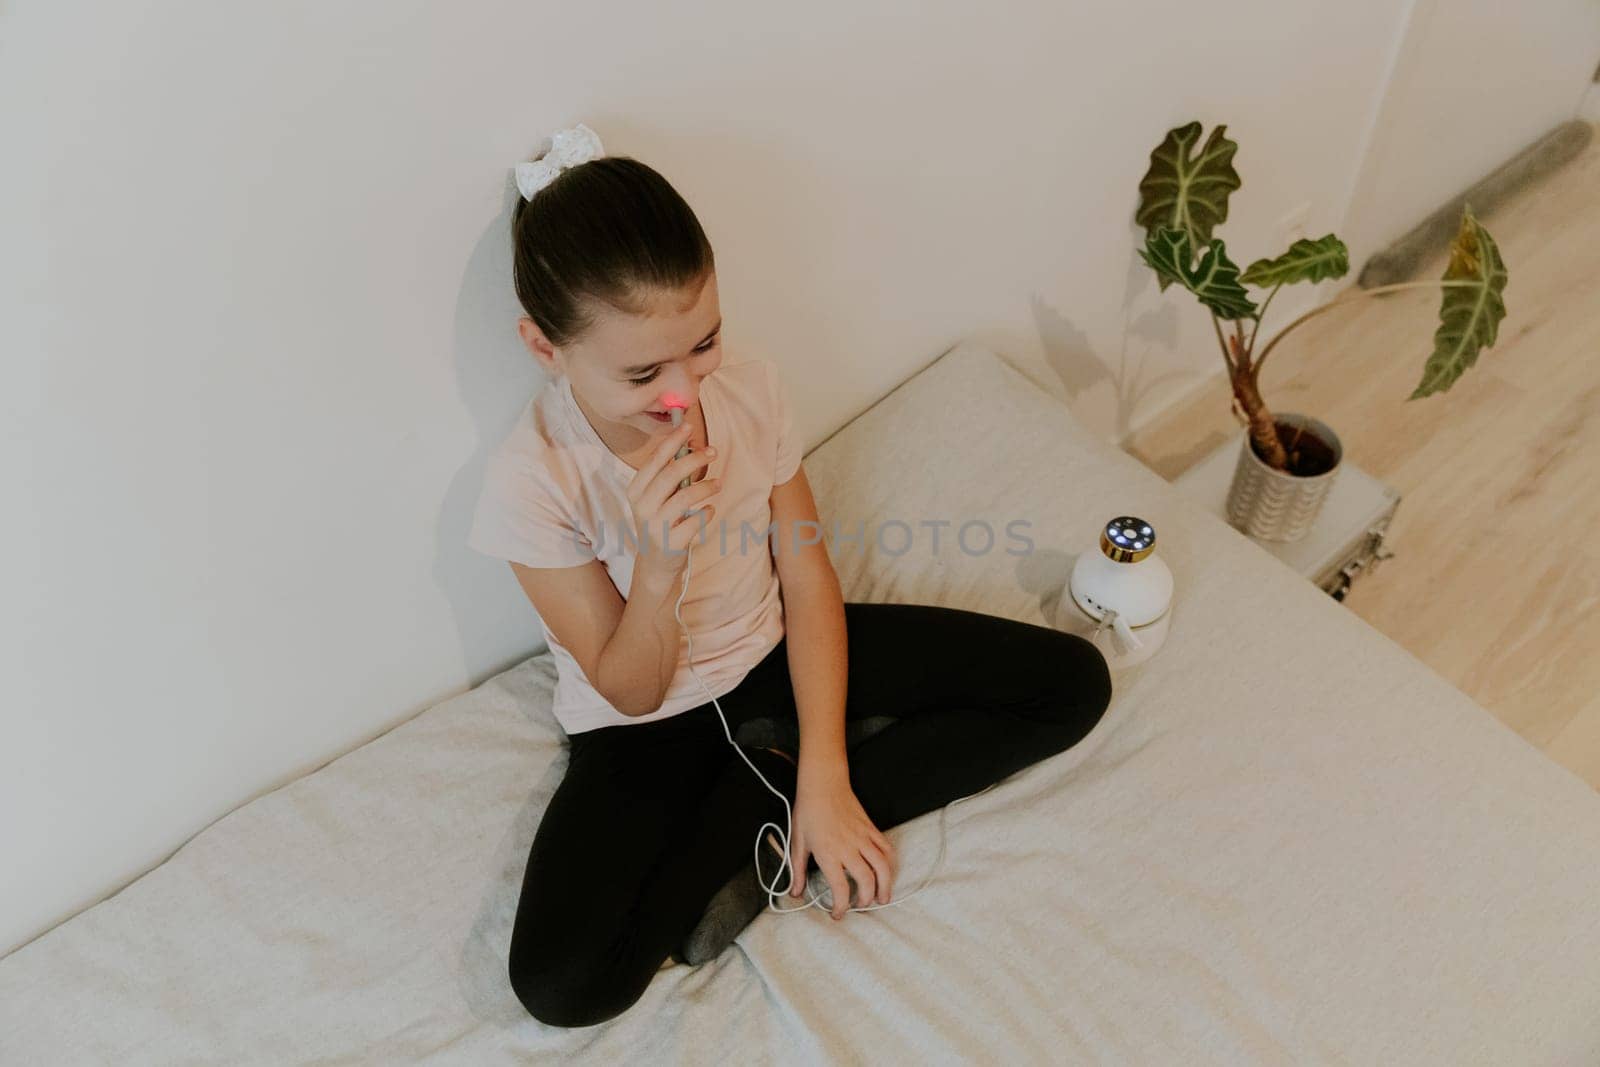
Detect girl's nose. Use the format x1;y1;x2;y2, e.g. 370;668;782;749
658;366;699;408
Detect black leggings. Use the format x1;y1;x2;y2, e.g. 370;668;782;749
507;601;1114;1028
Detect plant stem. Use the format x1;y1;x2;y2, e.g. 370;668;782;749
1246;282;1282;360
1252;280;1478;377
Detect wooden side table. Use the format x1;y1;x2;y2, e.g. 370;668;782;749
1170;435;1401;601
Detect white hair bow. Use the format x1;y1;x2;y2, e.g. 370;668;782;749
515;123;605;200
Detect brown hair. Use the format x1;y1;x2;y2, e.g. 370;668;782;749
510;156;715;349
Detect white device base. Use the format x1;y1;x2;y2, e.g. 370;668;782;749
1054;581;1172;671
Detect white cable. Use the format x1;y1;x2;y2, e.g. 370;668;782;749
670;509;995;916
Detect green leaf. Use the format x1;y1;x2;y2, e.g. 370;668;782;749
1408;206;1508;400
1135;122;1242;247
1140;228;1258;320
1241;234;1350;287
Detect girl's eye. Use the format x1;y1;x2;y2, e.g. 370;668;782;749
628;336;718;386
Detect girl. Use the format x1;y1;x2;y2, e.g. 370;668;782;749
468;126;1114;1029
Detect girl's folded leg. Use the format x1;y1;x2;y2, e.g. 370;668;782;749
505;716;727;1028
506;709;798;1028
644;743;800;956
833;601;1114;830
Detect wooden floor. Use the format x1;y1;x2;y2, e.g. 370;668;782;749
1123;123;1600;791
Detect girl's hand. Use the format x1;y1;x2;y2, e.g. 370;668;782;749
625;423;719;588
789;767;897;920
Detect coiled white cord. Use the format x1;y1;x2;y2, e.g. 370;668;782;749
671;515;995;915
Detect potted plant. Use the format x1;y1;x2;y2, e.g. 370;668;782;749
1133;121;1510;541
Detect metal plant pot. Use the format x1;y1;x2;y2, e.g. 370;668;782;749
1224;412;1343;543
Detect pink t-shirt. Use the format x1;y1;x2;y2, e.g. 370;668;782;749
467;357;802;734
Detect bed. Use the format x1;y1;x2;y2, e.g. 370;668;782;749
4;342;1599;1064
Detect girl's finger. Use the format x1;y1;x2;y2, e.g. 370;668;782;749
825;864;851;920
846;855;877;911
789;841;810;897
635;426;699;514
632;424;693;498
862;842;894;904
667;476;721;524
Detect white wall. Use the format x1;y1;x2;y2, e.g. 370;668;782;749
1341;0;1600;267
2;0;1591;956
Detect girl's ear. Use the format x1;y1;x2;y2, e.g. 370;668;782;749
517;316;559;374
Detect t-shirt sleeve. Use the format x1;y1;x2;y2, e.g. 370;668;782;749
768;360;801;486
467;451;598;568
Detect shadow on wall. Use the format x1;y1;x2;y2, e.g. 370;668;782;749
437;161;548;692
1028;219;1224;458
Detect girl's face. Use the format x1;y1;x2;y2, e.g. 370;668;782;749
529;271;724;452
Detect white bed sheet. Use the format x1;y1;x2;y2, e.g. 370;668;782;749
4;343;1599;1065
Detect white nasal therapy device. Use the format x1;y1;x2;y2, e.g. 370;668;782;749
665;404;993;917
